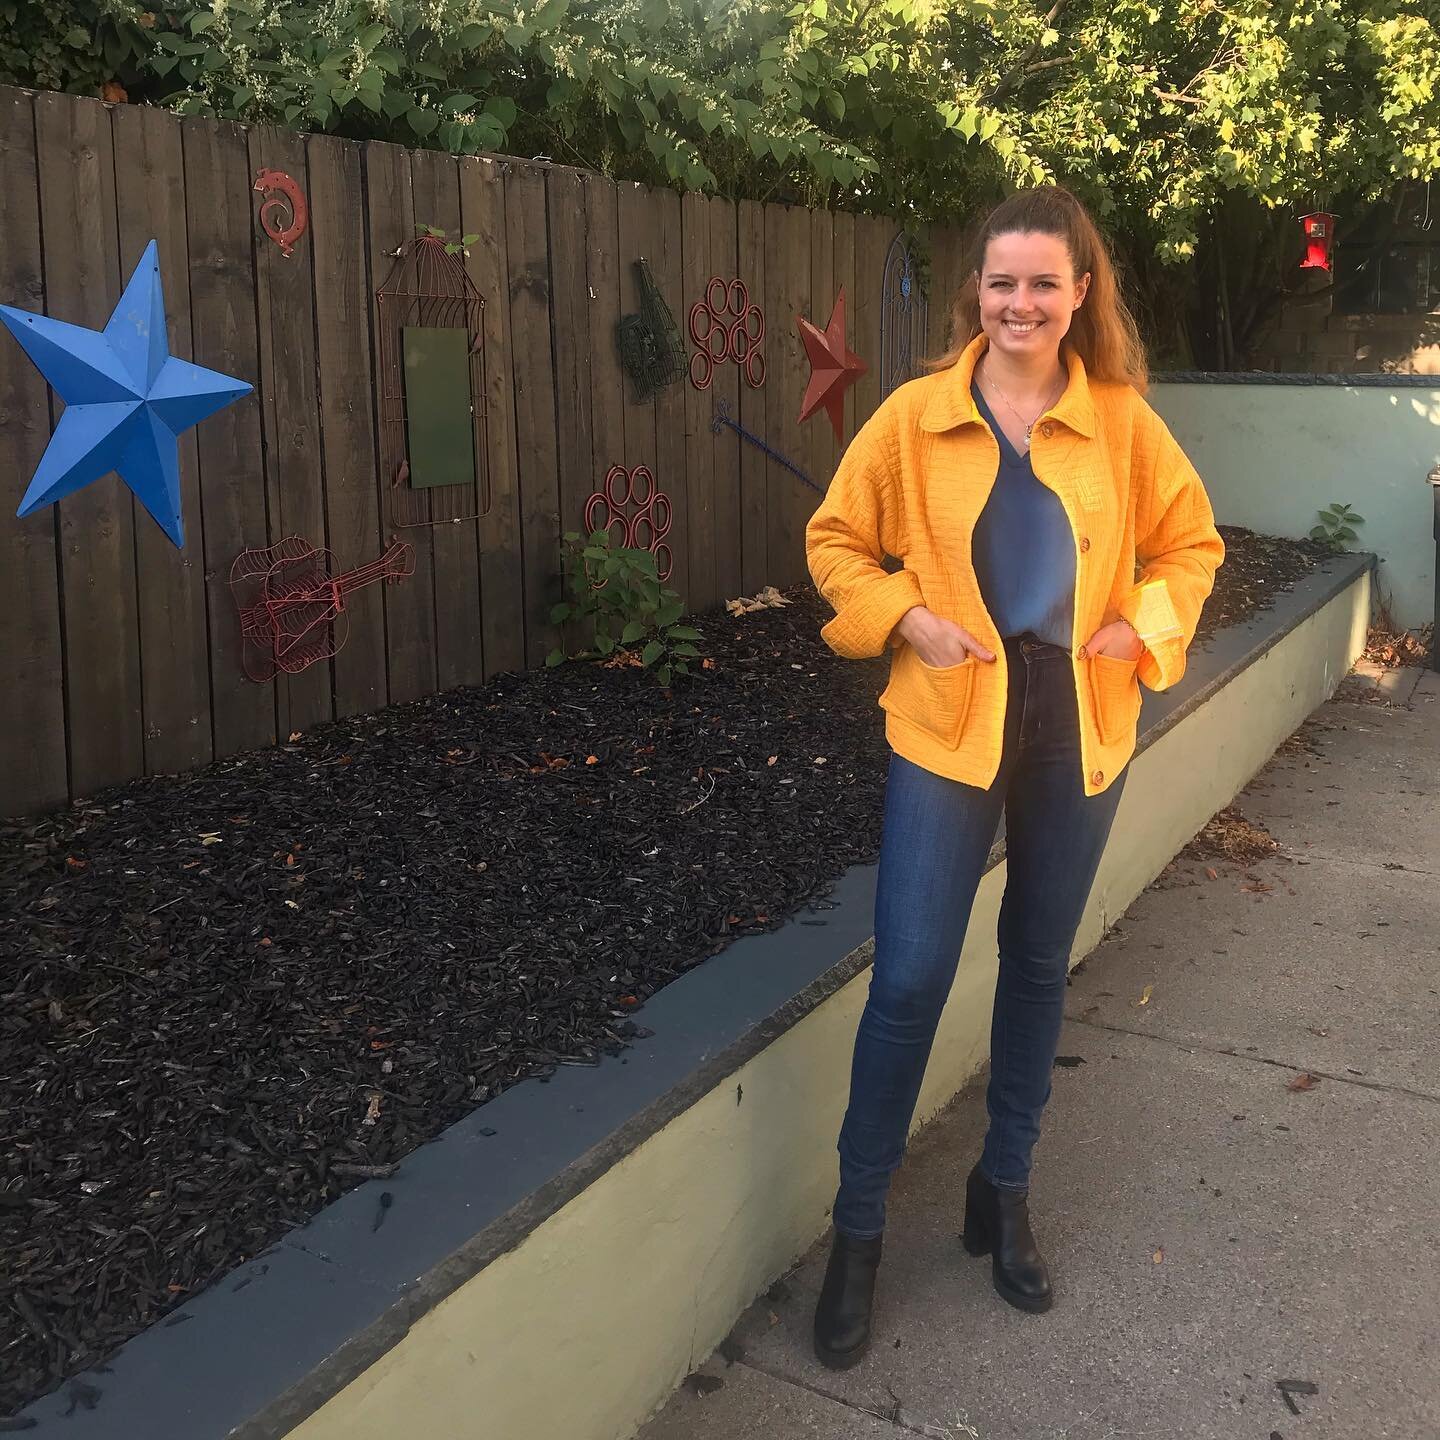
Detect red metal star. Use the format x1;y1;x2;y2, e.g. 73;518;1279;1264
797;288;867;441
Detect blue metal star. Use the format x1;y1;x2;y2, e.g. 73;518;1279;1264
1;239;251;549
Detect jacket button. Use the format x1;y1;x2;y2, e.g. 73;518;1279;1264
1041;422;1055;439
1076;644;1089;661
1091;769;1104;787
1079;536;1091;553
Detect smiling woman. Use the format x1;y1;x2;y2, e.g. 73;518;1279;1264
804;184;1224;1369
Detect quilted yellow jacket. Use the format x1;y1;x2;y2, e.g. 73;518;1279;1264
805;335;1224;796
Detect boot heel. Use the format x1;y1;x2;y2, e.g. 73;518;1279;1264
960;1210;990;1257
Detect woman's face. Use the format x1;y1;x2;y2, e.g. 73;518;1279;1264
975;230;1091;364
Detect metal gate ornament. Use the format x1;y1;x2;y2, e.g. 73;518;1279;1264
0;238;251;549
797;288;866;442
880;231;928;397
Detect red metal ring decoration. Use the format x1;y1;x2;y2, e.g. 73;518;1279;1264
687;275;766;390
584;464;674;582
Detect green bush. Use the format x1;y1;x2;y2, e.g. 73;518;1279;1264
547;528;702;688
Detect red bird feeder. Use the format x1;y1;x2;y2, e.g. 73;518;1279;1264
1299;212;1336;272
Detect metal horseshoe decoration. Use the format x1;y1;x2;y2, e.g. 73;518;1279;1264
253;168;309;258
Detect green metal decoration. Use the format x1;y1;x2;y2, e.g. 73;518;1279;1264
616;259;686;403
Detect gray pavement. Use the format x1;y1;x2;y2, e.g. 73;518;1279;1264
637;665;1440;1440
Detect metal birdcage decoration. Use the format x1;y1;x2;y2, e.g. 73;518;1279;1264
880;231;929;399
617;258;686;402
375;233;492;530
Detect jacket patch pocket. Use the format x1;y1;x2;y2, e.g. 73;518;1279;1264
1089;652;1142;746
880;647;978;749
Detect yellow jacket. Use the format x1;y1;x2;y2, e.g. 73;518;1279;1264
805;336;1224;796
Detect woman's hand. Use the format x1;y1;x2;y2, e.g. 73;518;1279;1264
895;607;997;668
1085;619;1144;661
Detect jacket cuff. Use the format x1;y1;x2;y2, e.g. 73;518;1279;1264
820;568;925;659
1117;577;1185;691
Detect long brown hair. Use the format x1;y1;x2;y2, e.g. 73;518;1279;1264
931;186;1148;391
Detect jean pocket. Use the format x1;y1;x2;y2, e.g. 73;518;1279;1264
1088;652;1141;746
881;646;978;748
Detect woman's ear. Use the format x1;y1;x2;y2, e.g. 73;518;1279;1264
1074;271;1092;309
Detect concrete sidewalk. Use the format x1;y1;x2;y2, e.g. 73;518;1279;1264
637;664;1440;1440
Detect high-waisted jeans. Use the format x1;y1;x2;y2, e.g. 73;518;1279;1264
832;634;1128;1239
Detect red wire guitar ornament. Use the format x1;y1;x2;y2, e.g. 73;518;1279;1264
231;536;414;681
253;168;309;257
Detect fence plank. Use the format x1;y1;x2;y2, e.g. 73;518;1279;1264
459;155;525;679
547;166;595;583
706;196;742;603
34;91;143;799
0;89;67;814
111;101;213;780
308;134;387;718
410;146;485;693
852;214;886;432
652;188;689;612
616;182;661;589
832;208;857;453
680;189;716;615
504;161;562;669
582;171;625;541
182;118;274;760
931;222;961;356
736;199;768;595
249;124;332;736
807;207;836;515
364;140;437;704
763;203;812;590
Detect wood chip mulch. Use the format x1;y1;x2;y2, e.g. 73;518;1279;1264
0;525;1324;1418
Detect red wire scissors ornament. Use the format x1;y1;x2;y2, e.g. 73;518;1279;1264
584;464;673;581
688;276;765;390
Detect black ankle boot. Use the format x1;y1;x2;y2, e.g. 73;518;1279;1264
813;1230;883;1368
961;1163;1053;1313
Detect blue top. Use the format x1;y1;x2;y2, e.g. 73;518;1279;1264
969;383;1075;651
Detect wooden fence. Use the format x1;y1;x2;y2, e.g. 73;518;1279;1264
0;84;965;815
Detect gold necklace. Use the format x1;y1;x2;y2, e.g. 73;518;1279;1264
980;362;1064;444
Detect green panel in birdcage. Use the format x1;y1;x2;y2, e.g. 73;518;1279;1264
401;326;477;489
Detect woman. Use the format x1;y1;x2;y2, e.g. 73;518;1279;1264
804;186;1224;1369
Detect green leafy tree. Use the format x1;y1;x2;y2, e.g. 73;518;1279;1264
5;0;1436;366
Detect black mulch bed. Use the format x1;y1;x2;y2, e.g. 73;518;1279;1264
0;525;1328;1417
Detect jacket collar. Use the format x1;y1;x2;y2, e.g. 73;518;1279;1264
919;333;1097;439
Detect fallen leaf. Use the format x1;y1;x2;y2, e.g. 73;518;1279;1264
813;756;828;765
1153;1247;1164;1263
767;755;778;766
1205;866;1219;880
1286;1072;1320;1092
585;754;599;765
289;731;302;742
65;856;88;871
702;658;716;670
363;1092;382;1126
1137;984;1154;1006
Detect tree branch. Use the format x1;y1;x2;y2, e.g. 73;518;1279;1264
985;0;1071;103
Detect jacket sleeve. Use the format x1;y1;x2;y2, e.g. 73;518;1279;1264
805;405;924;659
1116;403;1225;692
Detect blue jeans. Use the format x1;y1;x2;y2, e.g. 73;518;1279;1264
833;635;1128;1239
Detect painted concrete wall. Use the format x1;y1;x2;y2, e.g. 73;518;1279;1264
286;570;1371;1440
1150;381;1439;629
